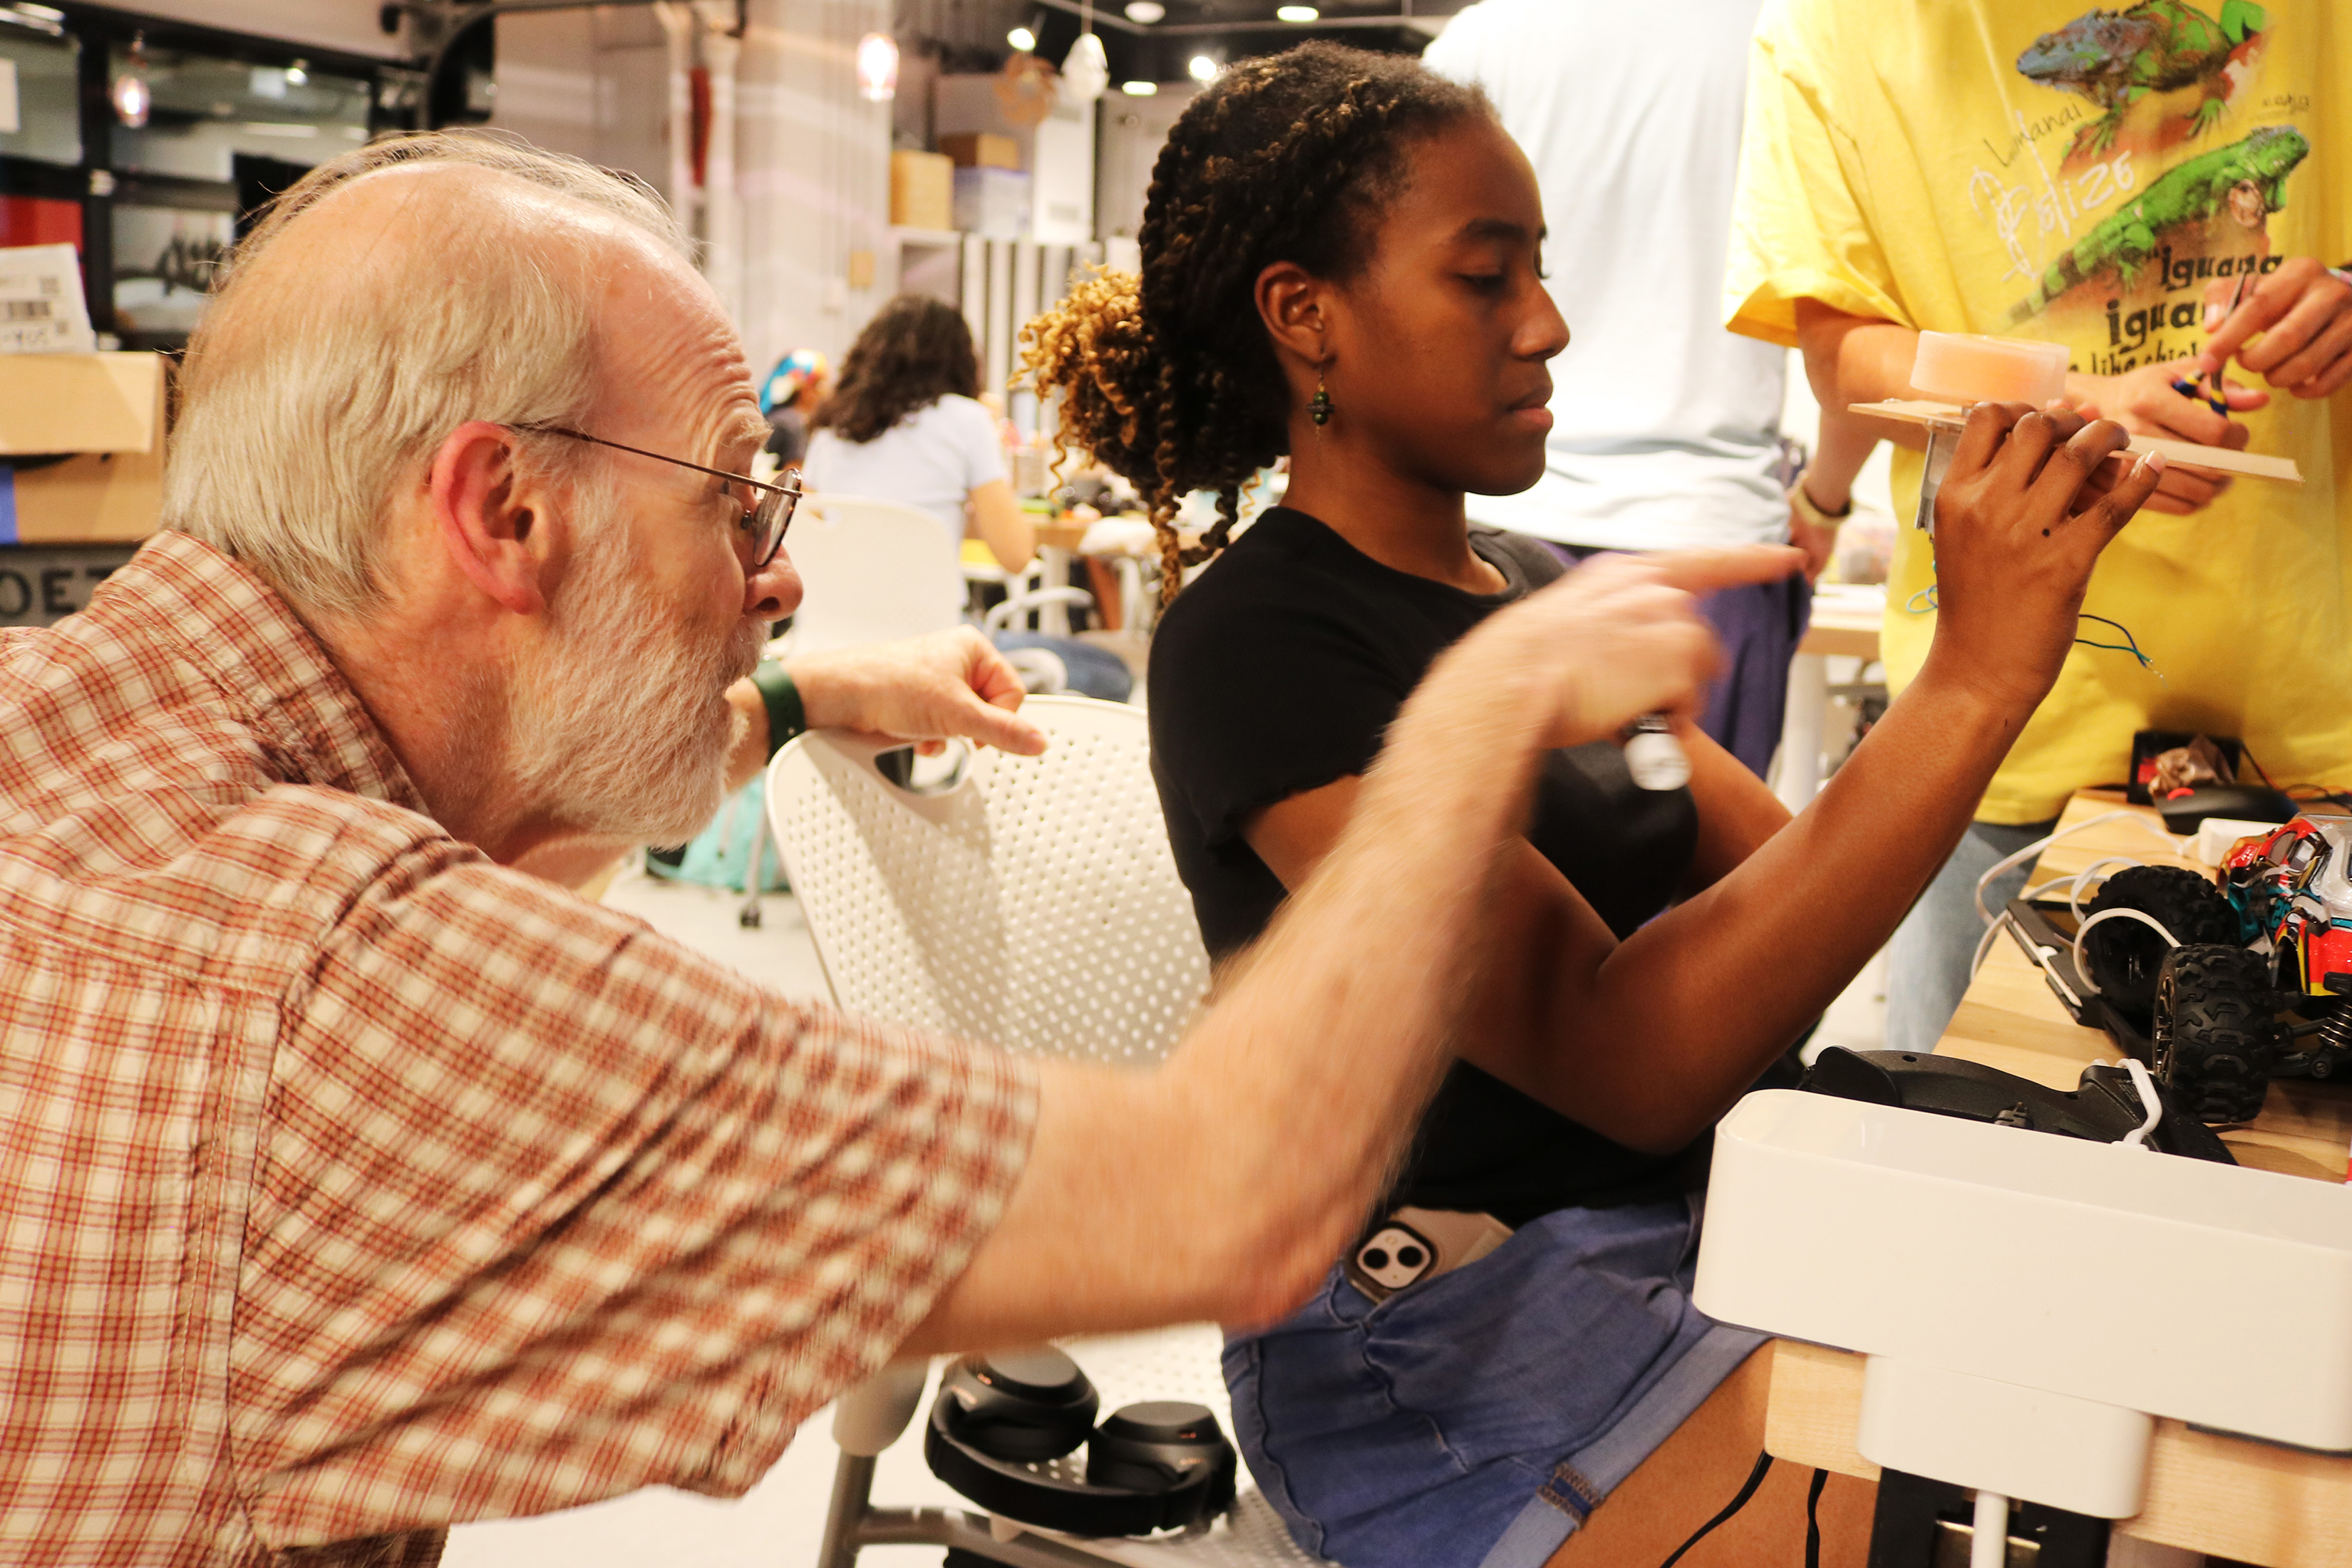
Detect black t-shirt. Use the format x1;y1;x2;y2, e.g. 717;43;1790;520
1148;506;1707;1224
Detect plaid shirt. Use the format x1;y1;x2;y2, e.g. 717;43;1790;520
0;533;1036;1567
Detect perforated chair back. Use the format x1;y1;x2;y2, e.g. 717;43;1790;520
765;695;1209;1062
783;494;966;656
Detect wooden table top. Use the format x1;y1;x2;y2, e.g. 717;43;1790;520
1763;790;2352;1565
1799;583;1884;661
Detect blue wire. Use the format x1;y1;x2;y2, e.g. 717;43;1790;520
1899;581;2160;677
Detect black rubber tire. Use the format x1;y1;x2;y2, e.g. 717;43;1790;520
2152;944;2282;1125
2082;865;2237;1019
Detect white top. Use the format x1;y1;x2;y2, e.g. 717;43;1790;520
803;393;1008;541
1424;0;1790;550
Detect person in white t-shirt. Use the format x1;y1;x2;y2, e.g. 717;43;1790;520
804;294;1036;571
1425;0;1865;776
805;294;1130;700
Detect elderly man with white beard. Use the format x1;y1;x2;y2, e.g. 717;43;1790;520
0;133;1786;1566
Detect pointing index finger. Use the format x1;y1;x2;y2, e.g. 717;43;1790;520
1640;543;1807;597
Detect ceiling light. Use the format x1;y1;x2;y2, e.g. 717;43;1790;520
855;31;899;102
1007;25;1036;50
284;60;307;86
1124;1;1165;19
1063;30;1109;103
16;3;65;18
1276;4;1319;19
1120;80;1158;96
1188;54;1218;82
111;33;150;128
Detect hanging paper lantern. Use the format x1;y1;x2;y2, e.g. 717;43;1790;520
1062;31;1108;105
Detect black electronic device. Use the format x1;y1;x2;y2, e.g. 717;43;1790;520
2154;783;2298;834
924;1348;1239;1538
1798;1046;2234;1163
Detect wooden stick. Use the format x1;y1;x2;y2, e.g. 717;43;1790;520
1849;399;2303;483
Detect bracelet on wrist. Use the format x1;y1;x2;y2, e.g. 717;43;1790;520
1789;481;1853;532
750;660;806;761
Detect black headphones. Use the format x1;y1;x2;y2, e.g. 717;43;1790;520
924;1346;1239;1537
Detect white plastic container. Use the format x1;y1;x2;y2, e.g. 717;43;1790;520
1911;331;2071;406
1694;1090;2352;1516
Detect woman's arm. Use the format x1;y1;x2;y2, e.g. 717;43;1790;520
1249;406;2163;1154
1678;727;1790;893
968;478;1036;572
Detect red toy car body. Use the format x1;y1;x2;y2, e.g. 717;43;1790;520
2220;815;2352;998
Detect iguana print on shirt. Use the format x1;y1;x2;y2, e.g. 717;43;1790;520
2004;122;2306;321
2016;0;2269;160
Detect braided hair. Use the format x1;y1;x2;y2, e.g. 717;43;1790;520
1021;43;1490;599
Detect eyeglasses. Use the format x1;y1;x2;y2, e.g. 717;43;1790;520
518;423;800;571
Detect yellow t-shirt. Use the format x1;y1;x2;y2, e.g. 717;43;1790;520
1727;0;2351;823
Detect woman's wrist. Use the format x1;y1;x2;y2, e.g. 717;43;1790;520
1909;642;2048;735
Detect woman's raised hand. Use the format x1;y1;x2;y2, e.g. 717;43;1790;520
1924;402;2165;716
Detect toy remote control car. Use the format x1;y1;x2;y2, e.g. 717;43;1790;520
2063;815;2352;1123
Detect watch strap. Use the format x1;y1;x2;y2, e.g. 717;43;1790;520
749;660;805;761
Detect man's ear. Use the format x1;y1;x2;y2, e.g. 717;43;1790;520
1254;259;1332;374
428;420;550;617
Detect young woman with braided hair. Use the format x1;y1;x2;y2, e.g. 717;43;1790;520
1023;42;2163;1568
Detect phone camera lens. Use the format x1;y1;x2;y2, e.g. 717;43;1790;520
1398;1246;1426;1269
1362;1248;1390;1269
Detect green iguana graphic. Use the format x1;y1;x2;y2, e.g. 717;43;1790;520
2016;0;2267;160
2005;123;2306;323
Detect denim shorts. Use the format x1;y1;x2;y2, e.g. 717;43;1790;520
1223;1195;1764;1568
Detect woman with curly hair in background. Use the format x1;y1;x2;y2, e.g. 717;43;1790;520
1022;40;2165;1568
809;293;1130;700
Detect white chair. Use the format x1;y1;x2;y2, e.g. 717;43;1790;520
765;696;1331;1568
782;495;968;656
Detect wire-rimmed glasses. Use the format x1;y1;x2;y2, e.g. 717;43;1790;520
519;423;800;570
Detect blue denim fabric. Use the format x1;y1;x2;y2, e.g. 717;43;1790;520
1884;817;2058;1054
989;631;1135;703
1223;1197;1765;1568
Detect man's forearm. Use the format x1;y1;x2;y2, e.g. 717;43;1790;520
907;634;1561;1348
904;551;1767;1351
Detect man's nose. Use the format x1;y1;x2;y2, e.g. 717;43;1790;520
745;548;800;621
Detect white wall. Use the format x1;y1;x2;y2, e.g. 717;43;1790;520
1096;83;1195;242
733;0;892;370
483;1;893;373
112;1;401;58
490;7;672;200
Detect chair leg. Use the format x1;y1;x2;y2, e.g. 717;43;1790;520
814;1450;877;1568
738;803;767;928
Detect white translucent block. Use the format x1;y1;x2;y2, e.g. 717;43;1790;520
1859;1356;2151;1517
1694;1091;2352;1454
1912;331;2071;406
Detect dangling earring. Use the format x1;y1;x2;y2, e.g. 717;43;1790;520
1310;368;1332;429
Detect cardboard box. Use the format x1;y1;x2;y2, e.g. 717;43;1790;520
890;150;954;232
939;131;1020;170
0;351;167;544
952;166;1031;239
5;450;163;544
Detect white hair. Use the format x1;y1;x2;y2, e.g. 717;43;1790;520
163;130;691;621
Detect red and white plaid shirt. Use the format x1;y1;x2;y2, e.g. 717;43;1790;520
0;533;1036;1567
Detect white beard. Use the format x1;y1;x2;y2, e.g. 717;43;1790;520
506;502;763;847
